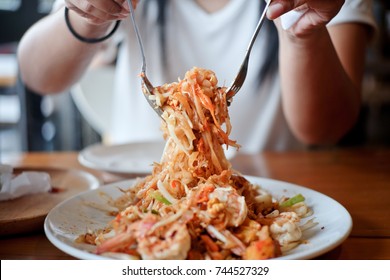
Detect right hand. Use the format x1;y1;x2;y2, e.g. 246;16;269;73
266;0;345;38
64;0;138;25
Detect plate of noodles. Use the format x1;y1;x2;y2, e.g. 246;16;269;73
45;67;351;260
44;175;352;260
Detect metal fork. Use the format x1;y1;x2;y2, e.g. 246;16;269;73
225;0;272;104
128;0;163;116
129;0;271;115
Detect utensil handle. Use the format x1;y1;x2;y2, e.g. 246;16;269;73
127;0;147;73
245;0;272;56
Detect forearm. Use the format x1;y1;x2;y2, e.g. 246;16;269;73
17;8;113;94
278;26;361;145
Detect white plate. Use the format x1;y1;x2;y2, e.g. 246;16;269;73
78;142;236;174
44;176;352;260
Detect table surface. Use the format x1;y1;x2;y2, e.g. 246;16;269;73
1;147;389;260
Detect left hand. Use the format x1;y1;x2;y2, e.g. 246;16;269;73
266;0;345;37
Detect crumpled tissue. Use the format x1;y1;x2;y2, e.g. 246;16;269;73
0;164;51;201
281;8;308;30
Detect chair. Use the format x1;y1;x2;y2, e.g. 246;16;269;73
1;0;92;152
70;65;115;144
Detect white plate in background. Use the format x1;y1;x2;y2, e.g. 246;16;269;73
79;141;236;175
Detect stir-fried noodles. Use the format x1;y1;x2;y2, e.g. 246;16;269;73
80;67;314;260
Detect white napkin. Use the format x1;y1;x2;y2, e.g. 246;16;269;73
281;8;308;30
0;164;51;201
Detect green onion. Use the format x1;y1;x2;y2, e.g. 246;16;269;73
150;191;172;205
280;194;305;208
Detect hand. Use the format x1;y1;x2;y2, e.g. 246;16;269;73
65;0;138;25
266;0;345;37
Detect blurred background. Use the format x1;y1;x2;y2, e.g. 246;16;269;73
0;0;389;155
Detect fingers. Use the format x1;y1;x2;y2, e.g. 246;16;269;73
267;0;307;20
267;0;344;20
68;5;107;25
65;0;130;25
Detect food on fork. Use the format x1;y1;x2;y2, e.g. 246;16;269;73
78;67;314;260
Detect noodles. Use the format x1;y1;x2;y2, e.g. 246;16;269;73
82;67;314;260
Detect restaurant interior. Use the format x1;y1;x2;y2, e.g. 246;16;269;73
0;0;390;262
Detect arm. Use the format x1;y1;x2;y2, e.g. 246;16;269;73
268;0;371;145
17;0;130;94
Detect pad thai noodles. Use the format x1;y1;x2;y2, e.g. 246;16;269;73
79;67;315;260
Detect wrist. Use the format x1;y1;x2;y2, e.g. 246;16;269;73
66;8;114;39
279;25;329;49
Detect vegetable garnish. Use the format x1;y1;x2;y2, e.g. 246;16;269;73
150;191;172;205
280;194;305;208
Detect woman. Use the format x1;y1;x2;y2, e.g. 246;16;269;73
17;0;376;153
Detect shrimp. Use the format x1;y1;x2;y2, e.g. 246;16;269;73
269;212;302;247
96;214;158;255
95;232;136;255
243;237;279;260
208;186;248;228
243;226;281;260
137;223;191;260
187;183;247;228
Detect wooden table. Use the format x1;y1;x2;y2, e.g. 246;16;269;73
1;147;389;260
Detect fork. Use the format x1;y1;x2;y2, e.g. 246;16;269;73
127;0;163;117
129;0;271;116
225;0;272;104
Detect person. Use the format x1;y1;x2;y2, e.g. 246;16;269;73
17;0;377;153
